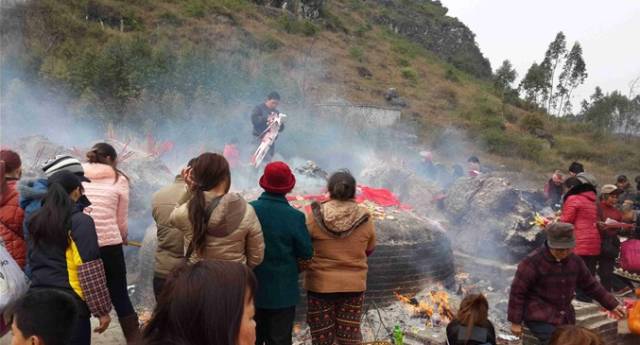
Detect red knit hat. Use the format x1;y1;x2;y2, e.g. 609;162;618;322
259;161;296;194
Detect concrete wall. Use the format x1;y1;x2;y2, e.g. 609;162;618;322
315;103;401;129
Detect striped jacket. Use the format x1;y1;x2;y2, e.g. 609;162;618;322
30;199;112;317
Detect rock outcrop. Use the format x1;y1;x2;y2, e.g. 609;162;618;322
372;0;492;79
444;174;547;262
253;0;324;20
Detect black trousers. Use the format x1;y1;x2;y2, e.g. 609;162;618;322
100;244;136;318
598;256;631;292
153;275;167;302
255;306;296;345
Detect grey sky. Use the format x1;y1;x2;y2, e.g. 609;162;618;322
443;0;640;109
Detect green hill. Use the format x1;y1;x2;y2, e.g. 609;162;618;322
1;0;638;183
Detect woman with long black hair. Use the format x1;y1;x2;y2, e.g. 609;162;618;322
82;142;140;342
28;171;112;345
170;152;263;266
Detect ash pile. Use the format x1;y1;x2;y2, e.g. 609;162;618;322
443;174;549;263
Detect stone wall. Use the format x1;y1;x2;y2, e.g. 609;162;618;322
315;103;401;129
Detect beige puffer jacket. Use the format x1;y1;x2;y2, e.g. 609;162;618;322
170;192;264;267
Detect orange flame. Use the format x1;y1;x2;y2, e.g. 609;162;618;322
394;291;455;324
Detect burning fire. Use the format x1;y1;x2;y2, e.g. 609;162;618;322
394;291;455;326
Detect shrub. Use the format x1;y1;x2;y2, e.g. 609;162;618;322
520;114;545;134
184;1;206;18
397;57;410;67
445;68;460;83
259;35;283;51
159;12;184;26
349;47;364;62
400;67;418;83
354;23;371;37
277;15;319;36
481;128;544;162
555;136;600;161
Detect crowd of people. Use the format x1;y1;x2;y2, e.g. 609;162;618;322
1;145;639;345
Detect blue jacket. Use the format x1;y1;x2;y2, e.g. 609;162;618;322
250;193;313;309
18;178;48;277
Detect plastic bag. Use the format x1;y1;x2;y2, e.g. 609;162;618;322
620;239;640;273
0;242;29;310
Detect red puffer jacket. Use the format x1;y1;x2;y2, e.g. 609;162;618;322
561;191;599;256
0;180;26;268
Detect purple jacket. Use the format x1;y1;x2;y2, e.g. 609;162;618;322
508;245;618;325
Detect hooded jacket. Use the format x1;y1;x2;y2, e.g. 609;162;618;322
81;163;129;247
170;192;264;267
304;200;376;293
560;185;599;256
30;199;112;317
18;178;49;276
1;179;26;268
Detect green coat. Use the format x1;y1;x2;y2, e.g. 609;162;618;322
250;193;313;309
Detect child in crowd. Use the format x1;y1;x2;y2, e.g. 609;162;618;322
446;294;496;345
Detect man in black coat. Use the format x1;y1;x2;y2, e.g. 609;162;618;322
251;91;285;161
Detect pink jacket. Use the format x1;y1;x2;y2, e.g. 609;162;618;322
560;191;599;256
82;163;129;247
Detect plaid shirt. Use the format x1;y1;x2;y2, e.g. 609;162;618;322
78;259;112;317
507;245;618;325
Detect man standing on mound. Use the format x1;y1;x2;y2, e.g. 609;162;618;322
251;91;285;163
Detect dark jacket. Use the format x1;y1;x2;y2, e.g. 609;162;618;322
507;245;618;326
250;193;313;309
446;320;496;345
0;179;26;268
251;103;284;137
30;198;112;317
544;179;563;208
18;178;48;276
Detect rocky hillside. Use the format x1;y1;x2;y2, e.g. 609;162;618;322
0;0;638;182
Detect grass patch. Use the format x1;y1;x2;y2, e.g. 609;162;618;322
277;15;319;36
397;57;410;67
520;113;545;134
258;35;283;51
349;47;365;62
159;11;184;26
481;128;545;162
400;67;418;83
354;23;372;37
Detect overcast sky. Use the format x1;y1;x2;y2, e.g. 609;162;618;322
442;0;640;108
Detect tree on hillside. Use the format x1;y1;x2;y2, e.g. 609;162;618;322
581;87;640;136
519;62;550;108
494;59;517;93
542;32;567;112
494;59;517;117
554;42;587;116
